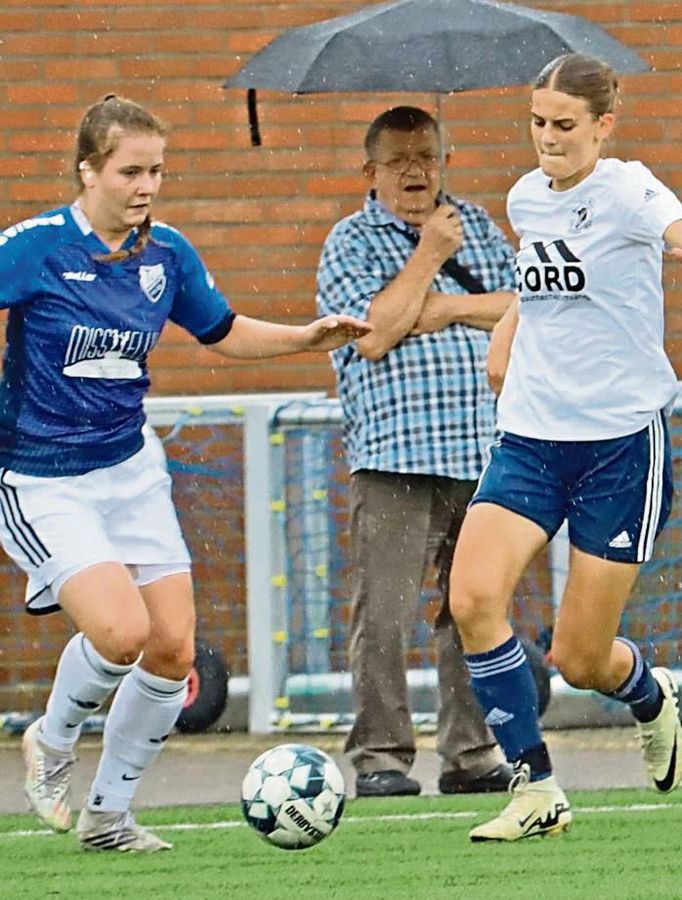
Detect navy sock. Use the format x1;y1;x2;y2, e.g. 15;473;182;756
465;635;551;780
602;638;663;723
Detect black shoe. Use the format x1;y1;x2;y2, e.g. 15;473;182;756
356;770;421;797
438;762;514;795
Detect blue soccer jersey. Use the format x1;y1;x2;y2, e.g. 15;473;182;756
0;202;235;476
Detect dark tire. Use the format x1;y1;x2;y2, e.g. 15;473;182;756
521;638;552;718
176;639;229;733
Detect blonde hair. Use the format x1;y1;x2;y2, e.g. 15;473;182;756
76;94;169;261
533;53;619;119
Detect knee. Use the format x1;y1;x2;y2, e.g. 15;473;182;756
172;633;197;677
552;646;606;690
448;589;479;636
144;626;196;680
92;618;151;666
448;566;502;637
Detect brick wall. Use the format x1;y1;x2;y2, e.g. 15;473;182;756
0;0;679;710
2;0;680;391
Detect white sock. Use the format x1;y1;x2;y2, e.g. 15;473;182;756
40;634;134;754
87;666;187;813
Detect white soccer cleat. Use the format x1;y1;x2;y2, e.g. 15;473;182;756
77;807;172;852
22;717;75;833
636;667;682;793
469;764;572;842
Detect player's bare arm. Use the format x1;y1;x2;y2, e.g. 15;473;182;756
210;313;372;359
486;295;519;395
664;219;682;259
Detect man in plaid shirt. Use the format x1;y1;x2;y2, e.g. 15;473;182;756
317;106;517;798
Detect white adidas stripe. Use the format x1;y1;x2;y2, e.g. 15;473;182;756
0;471;51;567
637;412;664;562
466;642;526;678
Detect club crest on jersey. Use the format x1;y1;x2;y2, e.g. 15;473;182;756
569;199;594;234
139;264;167;303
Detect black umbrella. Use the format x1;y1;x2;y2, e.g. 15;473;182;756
225;0;648;145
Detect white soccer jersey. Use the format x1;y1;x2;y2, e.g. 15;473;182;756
498;157;682;440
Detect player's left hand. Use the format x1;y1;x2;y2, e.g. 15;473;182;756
665;247;682;260
301;315;372;351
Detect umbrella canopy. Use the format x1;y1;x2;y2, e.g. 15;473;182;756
225;0;648;142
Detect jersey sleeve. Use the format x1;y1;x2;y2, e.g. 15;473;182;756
0;219;58;308
620;163;682;244
506;178;522;239
161;226;236;344
316;221;387;318
461;201;517;292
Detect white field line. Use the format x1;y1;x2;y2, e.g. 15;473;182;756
0;802;680;838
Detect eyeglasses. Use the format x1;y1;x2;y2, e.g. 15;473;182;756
370;153;441;174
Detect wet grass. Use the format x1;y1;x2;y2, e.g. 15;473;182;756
0;789;680;899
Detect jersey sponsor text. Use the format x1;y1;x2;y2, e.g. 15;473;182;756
63;324;159;379
516;239;587;296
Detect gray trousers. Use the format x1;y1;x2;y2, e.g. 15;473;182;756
345;470;503;777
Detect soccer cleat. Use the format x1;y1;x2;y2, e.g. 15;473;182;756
77;807;172;852
22;717;75;833
469;764;572;842
636;667;682;793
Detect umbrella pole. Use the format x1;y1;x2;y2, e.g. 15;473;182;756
435;92;445;194
247;88;262;146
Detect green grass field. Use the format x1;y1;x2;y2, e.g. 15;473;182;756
0;790;680;900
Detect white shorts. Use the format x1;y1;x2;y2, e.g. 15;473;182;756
0;429;191;614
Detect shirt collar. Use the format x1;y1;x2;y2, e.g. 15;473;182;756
70;199;138;250
70;199;93;235
363;189;458;231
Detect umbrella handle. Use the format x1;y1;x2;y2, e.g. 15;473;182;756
247;88;261;146
435;92;445;194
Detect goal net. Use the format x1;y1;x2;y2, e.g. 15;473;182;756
149;393;682;734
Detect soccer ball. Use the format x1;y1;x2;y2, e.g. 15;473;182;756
240;743;346;850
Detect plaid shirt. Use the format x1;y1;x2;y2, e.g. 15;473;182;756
316;192;516;479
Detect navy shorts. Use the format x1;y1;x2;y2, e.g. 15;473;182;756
471;412;672;563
